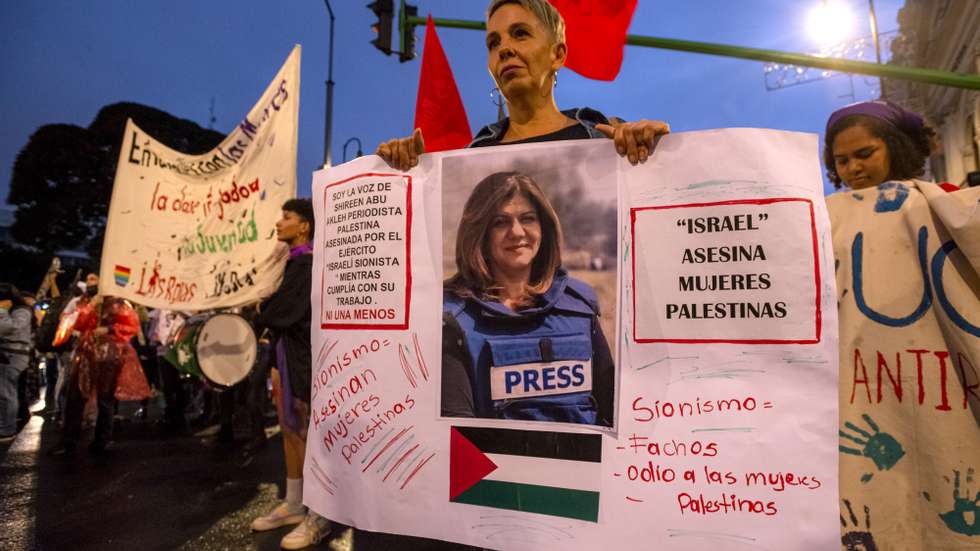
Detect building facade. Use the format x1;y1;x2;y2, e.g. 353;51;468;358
888;0;980;188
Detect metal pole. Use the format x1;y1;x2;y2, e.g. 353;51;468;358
867;0;886;98
324;0;336;167
406;15;980;91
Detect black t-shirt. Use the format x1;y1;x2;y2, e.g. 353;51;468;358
470;123;591;147
256;253;313;401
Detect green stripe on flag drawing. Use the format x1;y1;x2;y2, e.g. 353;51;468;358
452;479;600;522
449;426;602;522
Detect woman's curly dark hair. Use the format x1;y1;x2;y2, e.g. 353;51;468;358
823;114;935;189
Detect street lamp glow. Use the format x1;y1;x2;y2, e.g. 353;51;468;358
807;1;854;46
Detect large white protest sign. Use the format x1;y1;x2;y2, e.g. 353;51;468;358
307;130;839;550
100;46;300;310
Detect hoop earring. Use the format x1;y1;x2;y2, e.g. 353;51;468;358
490;86;506;121
490;86;503;107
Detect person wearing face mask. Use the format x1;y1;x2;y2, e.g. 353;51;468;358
376;0;669;169
441;172;614;427
824;101;980;549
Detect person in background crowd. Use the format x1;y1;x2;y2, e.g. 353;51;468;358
65;275;98;317
51;281;89;424
1;283;33;442
377;0;668;169
250;198;333;549
16;291;41;430
50;279;143;456
38;271;63;417
148;308;189;435
131;305;157;422
41;350;60;416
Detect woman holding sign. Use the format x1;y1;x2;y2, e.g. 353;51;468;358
376;0;669;166
441;171;614;427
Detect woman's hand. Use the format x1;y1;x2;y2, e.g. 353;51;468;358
375;128;426;171
596;119;670;166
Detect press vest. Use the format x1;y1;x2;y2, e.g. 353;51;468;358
444;273;600;424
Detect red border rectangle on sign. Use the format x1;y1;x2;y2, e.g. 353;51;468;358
320;172;412;330
630;197;821;345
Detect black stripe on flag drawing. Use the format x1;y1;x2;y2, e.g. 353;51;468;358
449;426;602;522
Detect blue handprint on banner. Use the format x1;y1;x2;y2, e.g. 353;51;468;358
873;182;909;213
939;468;980;536
839;414;905;483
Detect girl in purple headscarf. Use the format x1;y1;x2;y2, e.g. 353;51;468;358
825;100;980;550
823;99;936;190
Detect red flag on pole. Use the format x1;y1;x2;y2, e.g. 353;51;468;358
414;15;472;152
549;0;637;81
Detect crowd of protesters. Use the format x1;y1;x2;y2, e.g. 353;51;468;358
0;198;323;549
1;278;212;443
0;267;280;451
2;3;975;551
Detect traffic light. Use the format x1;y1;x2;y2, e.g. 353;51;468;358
398;0;418;62
368;0;394;55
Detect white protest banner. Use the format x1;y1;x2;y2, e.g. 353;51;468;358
306;130;839;550
100;46;300;310
829;181;980;549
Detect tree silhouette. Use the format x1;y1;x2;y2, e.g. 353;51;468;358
6;102;223;261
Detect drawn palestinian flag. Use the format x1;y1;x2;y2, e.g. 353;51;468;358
449;426;601;522
114;265;131;287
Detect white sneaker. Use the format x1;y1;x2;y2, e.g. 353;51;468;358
251;502;306;532
280;512;331;549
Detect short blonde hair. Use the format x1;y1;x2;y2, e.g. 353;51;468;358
486;0;566;45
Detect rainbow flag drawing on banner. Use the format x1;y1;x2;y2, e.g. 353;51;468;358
449;426;602;522
114;265;131;287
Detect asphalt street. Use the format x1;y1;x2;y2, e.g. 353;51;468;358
0;399;475;551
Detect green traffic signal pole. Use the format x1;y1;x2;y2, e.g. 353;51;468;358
405;15;980;91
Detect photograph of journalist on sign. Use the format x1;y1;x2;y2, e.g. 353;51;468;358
440;145;617;428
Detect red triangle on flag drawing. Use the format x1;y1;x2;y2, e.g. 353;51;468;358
449;427;498;500
549;0;637;81
414;15;472;152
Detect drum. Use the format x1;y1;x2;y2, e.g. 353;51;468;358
164;314;256;389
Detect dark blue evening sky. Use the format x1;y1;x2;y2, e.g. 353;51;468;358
0;0;900;201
